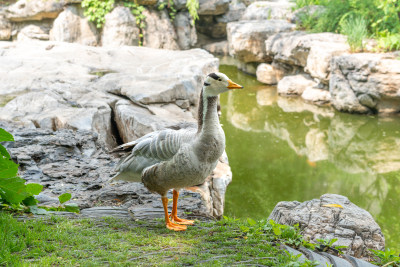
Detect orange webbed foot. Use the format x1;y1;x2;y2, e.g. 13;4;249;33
170;215;195;225
166;221;187;231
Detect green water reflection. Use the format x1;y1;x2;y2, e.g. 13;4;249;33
219;65;400;249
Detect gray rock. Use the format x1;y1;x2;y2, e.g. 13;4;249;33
49;5;99;46
142;9;179;50
241;1;294;20
0;12;11;40
17;24;49;41
203;40;229;56
277;74;316;95
196;1;245;39
266;31;348;82
216;1;246;23
0;40;218;147
5;0;65;22
268;194;385;259
301;86;331;105
330;53;400;114
101;6;140;47
256;63;277;85
196;15;226;39
173;11;197;50
198;0;230;15
227;19;295;63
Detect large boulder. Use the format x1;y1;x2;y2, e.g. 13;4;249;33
0;41;218;147
227;19;295;62
49;5;99;46
241;1;294;20
173;11;197;50
142;9;180;50
330;53;400;114
198;0;230;15
268;194;385;259
5;0;65;22
101;6;140;47
17;24;50;41
266;31;349;82
256;63;277;85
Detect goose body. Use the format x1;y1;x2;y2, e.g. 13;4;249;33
111;72;243;231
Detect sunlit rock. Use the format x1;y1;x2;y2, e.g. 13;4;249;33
301;86;331;105
50;5;99;46
198;0;230;15
256;63;277;85
0;41;218;147
277;74;316;96
17;24;49;41
203;40;229;56
330;53;400;114
5;0;65;22
227;20;295;63
241;1;294;20
268;194;385;259
101;6;140;47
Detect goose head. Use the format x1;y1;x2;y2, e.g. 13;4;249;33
203;72;243;97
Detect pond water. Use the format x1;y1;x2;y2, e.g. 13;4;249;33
219;64;400;250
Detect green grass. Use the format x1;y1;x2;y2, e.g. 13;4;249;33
0;213;312;266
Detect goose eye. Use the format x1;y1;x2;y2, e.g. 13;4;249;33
218;78;222;81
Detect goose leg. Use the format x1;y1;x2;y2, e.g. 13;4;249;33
162;196;186;231
170;189;195;225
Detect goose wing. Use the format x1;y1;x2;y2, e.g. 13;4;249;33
111;126;197;182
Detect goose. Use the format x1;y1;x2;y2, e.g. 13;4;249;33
110;72;243;231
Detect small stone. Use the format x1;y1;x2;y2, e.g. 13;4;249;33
256;63;277;85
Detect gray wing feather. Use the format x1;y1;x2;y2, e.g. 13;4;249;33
111;126;197;182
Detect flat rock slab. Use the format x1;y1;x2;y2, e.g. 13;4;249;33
0;40;218;147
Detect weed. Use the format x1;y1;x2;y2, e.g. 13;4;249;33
340;15;368;52
370;248;400;266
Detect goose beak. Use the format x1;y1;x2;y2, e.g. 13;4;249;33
227;80;243;89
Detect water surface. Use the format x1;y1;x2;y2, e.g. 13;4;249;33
219;65;400;249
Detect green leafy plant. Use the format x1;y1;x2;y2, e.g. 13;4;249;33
0;128;42;209
315;238;347;255
186;0;199;24
340;15;368;52
158;0;177;21
0;128;78;214
266;220;315;249
82;0;115;28
377;32;400;51
123;0;147;46
370;248;400;266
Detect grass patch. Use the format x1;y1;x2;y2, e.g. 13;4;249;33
0;213;314;266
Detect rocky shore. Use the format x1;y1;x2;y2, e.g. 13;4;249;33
1;0;399;115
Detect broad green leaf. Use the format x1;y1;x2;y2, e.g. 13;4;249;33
65;203;80;213
26;183;43;195
273;226;282;236
0;176;28;204
30;205;50;215
0;128;14;142
58;193;71;204
23;196;38;206
0;158;18;178
0;144;10;159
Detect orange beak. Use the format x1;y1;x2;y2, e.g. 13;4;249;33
227;80;243;89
